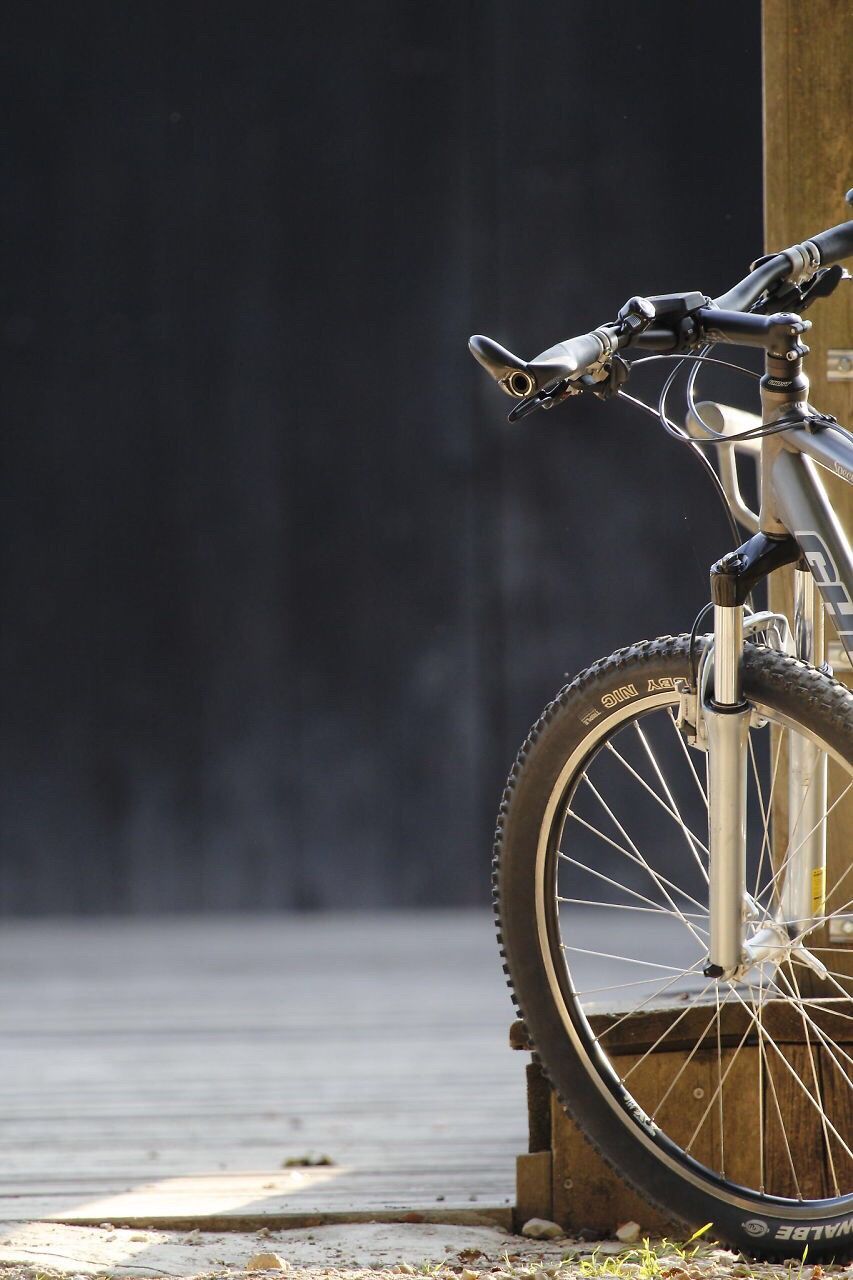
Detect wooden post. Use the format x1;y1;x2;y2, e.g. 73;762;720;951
763;0;853;971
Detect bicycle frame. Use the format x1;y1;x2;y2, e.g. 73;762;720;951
693;352;853;981
770;427;853;663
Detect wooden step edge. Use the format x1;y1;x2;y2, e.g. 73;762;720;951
43;1207;515;1233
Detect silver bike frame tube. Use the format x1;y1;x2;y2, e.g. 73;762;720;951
788;423;853;491
771;441;853;932
771;443;853;665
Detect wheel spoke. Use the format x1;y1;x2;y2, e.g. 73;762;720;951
757;967;765;1193
685;1009;753;1160
750;725;784;901
748;974;802;1198
809;966;853;990
632;720;709;868
773;969;853;1083
580;777;708;934
820;848;853;921
557;895;709;932
760;779;853;909
557;848;701;920
619;977;715;1078
668;706;707;805
606;732;710;869
715;984;725;1175
561;945;691;973
788;997;853;1023
569;974;702;996
779;960;840;1197
651;991;735;1121
726;983;853;1165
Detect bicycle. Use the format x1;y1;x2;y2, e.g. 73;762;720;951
469;197;853;1258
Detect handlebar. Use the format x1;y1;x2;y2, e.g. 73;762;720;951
810;217;853;267
470;202;853;405
713;215;853;311
712;252;796;312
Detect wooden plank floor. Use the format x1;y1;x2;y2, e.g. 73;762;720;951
0;911;526;1226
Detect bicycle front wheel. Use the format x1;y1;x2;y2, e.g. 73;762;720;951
496;635;853;1258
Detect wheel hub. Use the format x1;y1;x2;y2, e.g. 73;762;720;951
734;916;829;982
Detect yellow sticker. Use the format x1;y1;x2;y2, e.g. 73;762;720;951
812;865;826;916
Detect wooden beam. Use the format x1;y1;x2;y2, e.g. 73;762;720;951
763;0;853;640
763;0;853;981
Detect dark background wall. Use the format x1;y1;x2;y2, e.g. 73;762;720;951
0;2;762;914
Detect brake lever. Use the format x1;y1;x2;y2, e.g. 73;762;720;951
800;264;849;309
753;264;849;316
579;355;630;399
507;356;632;422
507;379;575;422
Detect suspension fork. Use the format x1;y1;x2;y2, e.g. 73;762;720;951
782;568;828;931
704;570;751;978
702;534;801;979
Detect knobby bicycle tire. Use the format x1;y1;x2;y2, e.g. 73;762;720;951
494;635;853;1260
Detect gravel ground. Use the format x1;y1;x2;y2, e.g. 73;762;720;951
0;1222;848;1280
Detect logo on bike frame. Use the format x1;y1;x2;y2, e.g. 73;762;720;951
796;531;853;642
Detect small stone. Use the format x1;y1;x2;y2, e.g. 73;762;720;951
576;1229;599;1243
99;1222;114;1231
521;1219;565;1241
615;1221;641;1244
246;1252;290;1270
461;1270;479;1280
257;1227;272;1238
394;1267;416;1275
183;1228;202;1244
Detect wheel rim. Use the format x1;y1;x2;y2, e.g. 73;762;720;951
539;685;853;1206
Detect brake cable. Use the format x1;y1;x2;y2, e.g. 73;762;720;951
616;368;745;551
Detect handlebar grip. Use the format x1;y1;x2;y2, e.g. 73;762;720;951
809;218;853;267
528;331;605;385
469;329;605;397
